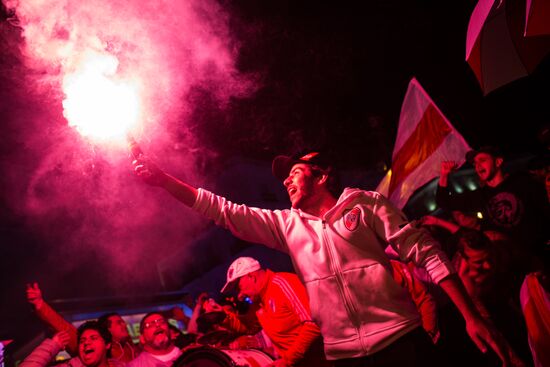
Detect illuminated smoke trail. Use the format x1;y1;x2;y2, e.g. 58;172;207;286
5;0;252;138
2;0;256;294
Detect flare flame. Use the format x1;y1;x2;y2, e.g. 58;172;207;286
62;51;141;141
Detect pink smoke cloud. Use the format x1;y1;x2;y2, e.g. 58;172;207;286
5;0;255;136
2;0;258;293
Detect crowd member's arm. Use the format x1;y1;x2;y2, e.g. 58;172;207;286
133;157;197;206
454;259;526;367
435;161;481;212
390;261;439;343
222;305;263;336
438;161;457;189
419;215;460;234
224;291;319;367
438;275;509;366
134;157;289;251
19;331;71;367
26;283;78;356
369;193;509;366
271;275;322;367
162;306;190;328
278;322;320;367
186;292;209;334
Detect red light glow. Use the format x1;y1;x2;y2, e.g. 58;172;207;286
62;51;141;141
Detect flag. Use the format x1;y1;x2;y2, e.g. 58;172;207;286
520;273;550;367
377;78;470;209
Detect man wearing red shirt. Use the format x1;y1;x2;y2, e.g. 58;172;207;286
220;257;330;367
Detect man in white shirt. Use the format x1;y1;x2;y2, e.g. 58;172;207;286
128;313;181;367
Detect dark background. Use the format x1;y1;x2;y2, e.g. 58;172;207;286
1;0;549;347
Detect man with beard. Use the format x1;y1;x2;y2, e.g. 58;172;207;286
20;321;120;367
133;150;509;366
436;146;549;276
127;313;181;367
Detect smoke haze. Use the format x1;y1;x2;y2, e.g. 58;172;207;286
1;0;257;295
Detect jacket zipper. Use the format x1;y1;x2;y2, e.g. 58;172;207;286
321;219;367;352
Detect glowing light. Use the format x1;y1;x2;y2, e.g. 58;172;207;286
62;52;141;141
476;212;483;219
427;201;437;212
466;181;477;191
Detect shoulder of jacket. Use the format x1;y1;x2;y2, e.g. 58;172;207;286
273;272;300;285
340;187;381;201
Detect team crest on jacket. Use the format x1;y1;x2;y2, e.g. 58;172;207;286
344;207;361;231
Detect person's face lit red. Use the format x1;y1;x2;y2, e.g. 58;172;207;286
463;246;494;286
78;329;109;367
283;163;317;209
140;314;170;351
237;273;260;302
452;211;478;229
107;315;129;342
473;153;500;183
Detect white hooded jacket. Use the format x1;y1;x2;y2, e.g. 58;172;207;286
193;187;454;360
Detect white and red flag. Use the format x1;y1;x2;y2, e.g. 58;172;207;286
377;78;471;209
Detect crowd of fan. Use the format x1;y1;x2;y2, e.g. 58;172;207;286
14;146;550;367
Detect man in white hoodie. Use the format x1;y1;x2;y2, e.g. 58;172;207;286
134;150;509;367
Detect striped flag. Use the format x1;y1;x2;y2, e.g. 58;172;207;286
520;273;550;367
377;78;470;209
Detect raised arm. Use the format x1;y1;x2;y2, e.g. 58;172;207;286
133;156;289;252
370;194;510;366
435;161;482;213
419;215;460;234
187;292;209;334
133;156;198;207
26;283;78;356
438;275;510;366
19;331;70;367
438;161;458;188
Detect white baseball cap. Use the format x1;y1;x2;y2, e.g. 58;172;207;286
220;257;261;294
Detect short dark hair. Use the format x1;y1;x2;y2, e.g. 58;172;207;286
77;321;112;345
272;151;342;198
310;165;342;199
97;312;119;331
466;146;504;164
457;229;492;258
139;312;166;333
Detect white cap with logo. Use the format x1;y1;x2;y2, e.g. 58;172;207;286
220;257;261;294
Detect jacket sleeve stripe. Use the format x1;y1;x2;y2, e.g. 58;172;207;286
272;275;312;322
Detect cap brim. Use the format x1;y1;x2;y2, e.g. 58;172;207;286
272;155;297;181
220;279;238;294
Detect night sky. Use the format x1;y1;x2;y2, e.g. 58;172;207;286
1;0;549;345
